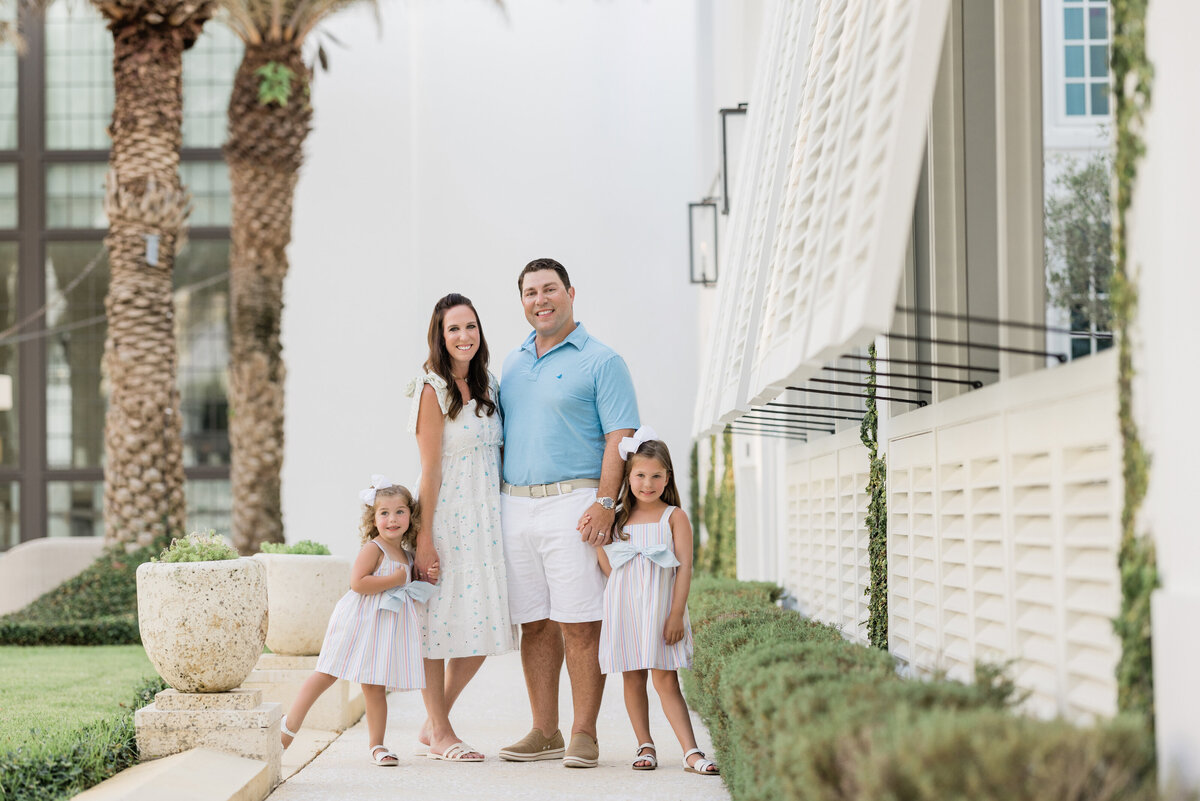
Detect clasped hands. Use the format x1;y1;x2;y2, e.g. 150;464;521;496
577;502;615;547
414;540;441;584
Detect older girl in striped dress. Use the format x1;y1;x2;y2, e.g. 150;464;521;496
596;429;719;776
280;477;435;767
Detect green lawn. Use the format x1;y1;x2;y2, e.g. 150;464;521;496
0;645;157;752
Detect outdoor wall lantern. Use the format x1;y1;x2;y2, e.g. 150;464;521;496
689;198;719;287
720;103;748;215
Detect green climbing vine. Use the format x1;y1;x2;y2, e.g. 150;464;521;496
860;343;888;649
698;431;737;578
1110;0;1158;727
689;441;702;559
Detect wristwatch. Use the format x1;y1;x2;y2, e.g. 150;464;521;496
597;496;616;510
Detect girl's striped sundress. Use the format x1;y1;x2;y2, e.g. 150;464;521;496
315;539;425;691
599;505;693;674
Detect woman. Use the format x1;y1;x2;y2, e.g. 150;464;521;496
406;293;517;761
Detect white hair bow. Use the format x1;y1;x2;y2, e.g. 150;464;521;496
359;474;393;505
619;425;660;461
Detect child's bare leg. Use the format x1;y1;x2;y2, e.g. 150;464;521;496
651;669;713;771
282;671;338;747
361;683;395;762
623;670;654;767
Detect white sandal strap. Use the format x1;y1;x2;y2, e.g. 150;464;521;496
280;715;298;739
692;758;717;773
442;742;482;759
632;744;658;767
682;747;704;760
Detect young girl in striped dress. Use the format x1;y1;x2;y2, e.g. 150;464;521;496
280;476;435;766
595;428;719;776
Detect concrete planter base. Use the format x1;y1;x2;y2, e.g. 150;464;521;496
134;689;281;790
240;655;364;732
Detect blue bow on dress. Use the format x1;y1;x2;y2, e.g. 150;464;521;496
604;541;681;570
380;580;437;613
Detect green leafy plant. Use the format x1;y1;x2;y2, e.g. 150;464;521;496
1045;151;1114;336
682;578;1158;801
0;674;167;800
1111;0;1158;729
689;441;701;557
258;539;331;555
255;62;295;107
716;428;737;578
0;544;159;645
153;532;238;563
859;343;888;649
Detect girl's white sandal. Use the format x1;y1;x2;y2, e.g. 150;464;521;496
631;742;657;770
280;715;298;749
682;747;719;775
370;744;399;766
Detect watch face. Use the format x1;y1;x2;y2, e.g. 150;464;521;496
599;497;615;510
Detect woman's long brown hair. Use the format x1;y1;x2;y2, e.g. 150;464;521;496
423;293;497;420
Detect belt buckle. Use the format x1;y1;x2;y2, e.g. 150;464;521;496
529;484;546;499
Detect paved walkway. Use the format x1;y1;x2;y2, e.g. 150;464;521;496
268;651;730;801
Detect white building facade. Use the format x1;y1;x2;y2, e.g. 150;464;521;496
693;0;1197;790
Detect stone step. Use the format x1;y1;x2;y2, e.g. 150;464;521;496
71;747;271;801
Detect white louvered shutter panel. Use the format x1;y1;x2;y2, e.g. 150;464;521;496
693;2;785;435
713;0;819;425
835;0;951;348
749;0;950;405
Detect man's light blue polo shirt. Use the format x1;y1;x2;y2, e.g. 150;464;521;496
499;322;639;486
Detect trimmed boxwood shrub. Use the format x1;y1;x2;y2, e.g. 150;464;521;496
813;708;1159;801
0;545;157;646
0;674;166;801
682;578;1159;801
0;615;140;646
719;640;898;798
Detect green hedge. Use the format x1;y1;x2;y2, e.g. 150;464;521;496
0;545;155;646
0;675;166;801
0;615;140;646
685;578;1161;801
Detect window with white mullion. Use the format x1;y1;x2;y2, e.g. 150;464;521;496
1063;0;1110;117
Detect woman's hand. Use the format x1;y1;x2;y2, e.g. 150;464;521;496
415;539;440;584
663;612;686;646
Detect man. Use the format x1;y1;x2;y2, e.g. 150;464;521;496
496;258;638;768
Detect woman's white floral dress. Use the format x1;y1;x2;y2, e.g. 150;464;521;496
406;372;517;658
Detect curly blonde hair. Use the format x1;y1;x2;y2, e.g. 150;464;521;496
359;484;420;551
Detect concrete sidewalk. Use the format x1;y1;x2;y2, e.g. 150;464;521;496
267;651;730;801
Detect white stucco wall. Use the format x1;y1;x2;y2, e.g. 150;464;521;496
285;1;701;557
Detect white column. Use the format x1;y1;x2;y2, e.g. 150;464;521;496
1136;3;1200;791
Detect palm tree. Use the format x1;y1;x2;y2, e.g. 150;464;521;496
217;1;317;553
93;0;216;546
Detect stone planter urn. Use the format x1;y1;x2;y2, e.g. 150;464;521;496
137;557;268;693
253;553;349;656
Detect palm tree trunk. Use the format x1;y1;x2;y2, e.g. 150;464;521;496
225;43;311;553
101;24;193;547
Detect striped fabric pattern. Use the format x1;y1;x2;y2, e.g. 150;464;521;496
599;506;694;674
315;539;425;691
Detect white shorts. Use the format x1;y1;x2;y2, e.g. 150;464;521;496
501;488;606;625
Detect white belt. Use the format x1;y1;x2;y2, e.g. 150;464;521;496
501;479;601;498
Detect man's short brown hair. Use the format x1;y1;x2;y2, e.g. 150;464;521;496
518;258;572;293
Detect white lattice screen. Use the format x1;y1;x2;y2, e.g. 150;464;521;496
782;428;870;643
886;354;1120;721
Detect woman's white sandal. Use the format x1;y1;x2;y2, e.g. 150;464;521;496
280;715;298;749
370;745;399;766
631;742;657;770
683;747;719;775
427;741;485;762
